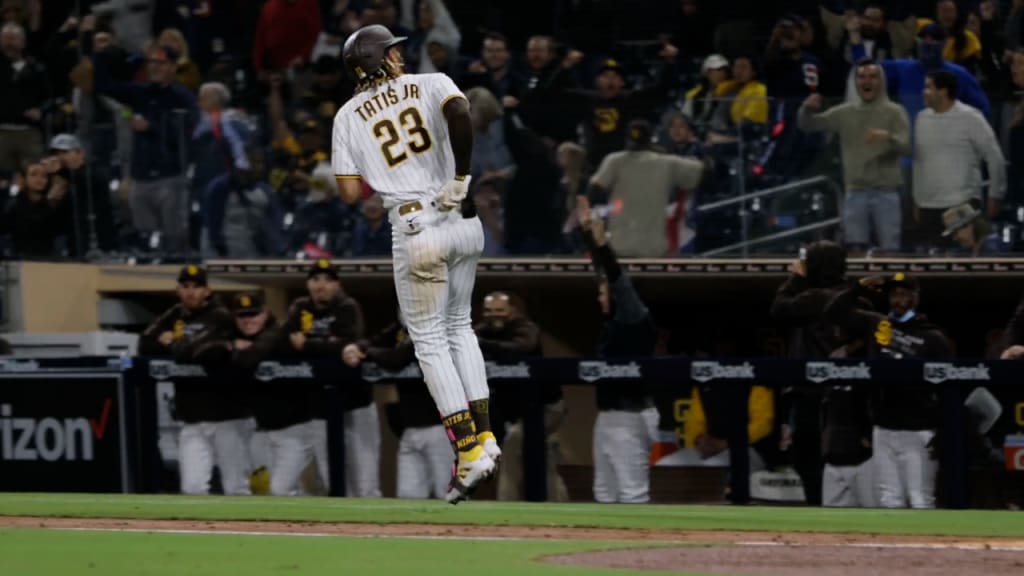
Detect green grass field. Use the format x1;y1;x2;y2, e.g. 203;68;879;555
1;494;1023;576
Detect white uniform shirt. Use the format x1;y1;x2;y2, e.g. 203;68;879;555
332;73;465;209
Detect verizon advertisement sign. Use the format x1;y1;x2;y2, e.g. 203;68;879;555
0;376;125;492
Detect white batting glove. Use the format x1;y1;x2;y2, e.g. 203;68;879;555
436;175;471;211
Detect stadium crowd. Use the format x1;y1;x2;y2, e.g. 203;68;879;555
3;0;1024;259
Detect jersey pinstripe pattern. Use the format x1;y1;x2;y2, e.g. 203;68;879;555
333;73;464;209
332;72;489;420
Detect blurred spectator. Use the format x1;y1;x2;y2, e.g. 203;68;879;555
590;120;705;258
301;56;353;124
660;112;706;254
351;311;451;500
48;133;118;255
0;22;48;172
913;70;1005;250
461;32;518;98
500;100;562;254
158;28;201;92
797;61;910;254
468;85;516;178
289;163;359;256
918;0;982;72
578;53;676;167
760;16;824;180
193;82;254;212
267;74;331;210
682;54;732;138
850;23;991;122
139;265;252;495
764;16;822;102
2;161;68;258
556;141;588;251
474;186;505;257
1008;0;1024;53
827;4;915;65
578;196;658;504
826;272;951;509
311;1;349;62
424;40;459;82
474;291;567;502
204;146;284;258
706;54;768;145
662;0;715;62
91;0;155;53
350;193;391;257
942;202;1003;256
1007;50;1024;205
973;0;1007;94
94;43;198;253
514;35;579;144
831;4;905;63
252;0;322;76
37;9;84;101
362;0;412;38
406;0;460;74
73;17;133;171
466;88;514;196
659;111;705;158
771;240;849;506
284;259;376;497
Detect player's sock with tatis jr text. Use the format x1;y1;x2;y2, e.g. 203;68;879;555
442;409;483;462
469;399;496;448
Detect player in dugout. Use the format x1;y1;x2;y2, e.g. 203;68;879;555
826;272;951;509
284;258;377;497
140;265;253;496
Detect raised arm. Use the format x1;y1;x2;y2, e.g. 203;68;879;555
967;108;1006;217
92;47;143;105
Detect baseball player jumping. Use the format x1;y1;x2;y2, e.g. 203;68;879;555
332;24;498;503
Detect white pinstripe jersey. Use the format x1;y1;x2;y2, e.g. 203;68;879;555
332;73;465;209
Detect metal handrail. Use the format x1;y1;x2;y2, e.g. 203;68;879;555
700;217;843;257
695;175;832;213
695;174;844;257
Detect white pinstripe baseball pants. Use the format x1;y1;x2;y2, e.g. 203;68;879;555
391;208;489;418
396;424;454;499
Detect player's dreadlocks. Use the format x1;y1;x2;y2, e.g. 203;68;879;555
355;52;404;93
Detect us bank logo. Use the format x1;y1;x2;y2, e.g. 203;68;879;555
690;361;755;383
805;362;872;383
485;362;531;379
578;361;642;383
255;362;314;382
923;363;990;384
361;363;422;382
148;360;207;380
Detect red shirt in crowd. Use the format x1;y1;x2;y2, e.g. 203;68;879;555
252;0;322;73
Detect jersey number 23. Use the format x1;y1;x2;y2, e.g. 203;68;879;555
372;107;433;168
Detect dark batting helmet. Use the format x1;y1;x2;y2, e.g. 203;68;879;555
342;25;407;81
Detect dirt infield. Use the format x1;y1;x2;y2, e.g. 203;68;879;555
545;545;1024;575
4;517;1024;574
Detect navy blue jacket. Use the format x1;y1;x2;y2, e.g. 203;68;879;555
94;50;198;180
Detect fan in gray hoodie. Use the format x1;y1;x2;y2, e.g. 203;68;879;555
798;60;910;253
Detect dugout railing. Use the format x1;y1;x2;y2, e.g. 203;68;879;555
2;356;1021;508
